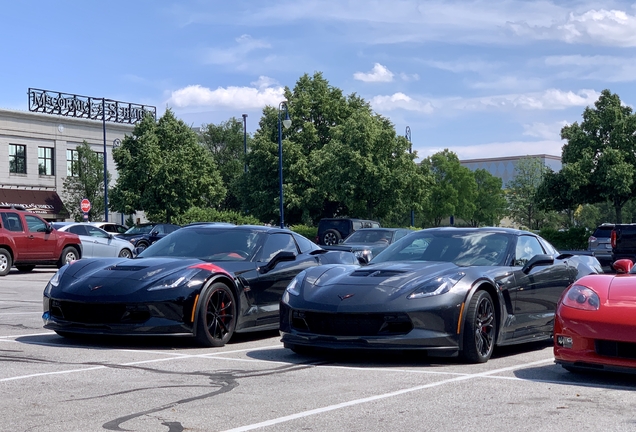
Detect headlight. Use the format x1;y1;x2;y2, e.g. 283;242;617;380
407;272;465;299
285;270;306;297
562;284;600;311
147;268;200;291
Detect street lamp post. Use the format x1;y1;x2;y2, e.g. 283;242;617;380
242;114;248;173
406;126;414;227
278;102;292;229
102;98;108;222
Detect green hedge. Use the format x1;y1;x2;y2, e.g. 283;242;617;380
538;227;590;251
289;224;318;241
173;207;262;226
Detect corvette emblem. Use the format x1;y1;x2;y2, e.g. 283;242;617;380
89;285;103;291
338;293;355;301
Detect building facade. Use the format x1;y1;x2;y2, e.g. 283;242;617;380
460;154;562;187
0;108;135;222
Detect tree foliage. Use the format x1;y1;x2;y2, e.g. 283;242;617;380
471;169;507;226
419;149;476;226
507;157;547;230
62;141;109;221
110;110;226;223
560;89;636;223
199;117;249;212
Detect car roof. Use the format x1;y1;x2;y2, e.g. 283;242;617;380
180;224;294;234
418;226;532;236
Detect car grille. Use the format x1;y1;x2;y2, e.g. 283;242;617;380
595;340;636;360
291;311;412;336
50;300;150;324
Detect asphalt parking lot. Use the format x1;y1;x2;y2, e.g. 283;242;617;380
2;268;636;432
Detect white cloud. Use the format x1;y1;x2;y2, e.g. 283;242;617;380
204;34;271;65
399;72;420;81
370;93;433;113
353;63;394;82
454;89;600;111
251;76;280;89
508;9;636;47
167;84;284;109
544;55;636;82
522;121;569;140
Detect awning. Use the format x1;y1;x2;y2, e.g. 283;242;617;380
0;189;67;217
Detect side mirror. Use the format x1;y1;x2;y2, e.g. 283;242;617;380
45;224;53;233
259;251;296;274
522;254;554;274
108;233;114;239
613;259;633;274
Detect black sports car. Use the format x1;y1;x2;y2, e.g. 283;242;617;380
42;224;357;347
280;227;603;363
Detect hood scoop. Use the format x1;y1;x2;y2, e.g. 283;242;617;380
351;269;407;277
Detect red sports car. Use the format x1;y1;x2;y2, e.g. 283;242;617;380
554;259;636;374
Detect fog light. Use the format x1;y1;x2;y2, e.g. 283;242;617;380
556;335;573;348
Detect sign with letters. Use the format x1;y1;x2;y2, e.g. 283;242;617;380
28;88;156;124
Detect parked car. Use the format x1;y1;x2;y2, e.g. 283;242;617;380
315;218;381;246
117;223;181;251
281;227;602;363
322;227;412;263
42;224;358;346
0;206;82;276
554;258;636;374
51;223;133;258
610;223;636;265
89;222;129;235
588;223;613;267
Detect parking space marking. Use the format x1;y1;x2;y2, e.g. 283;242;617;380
0;331;55;339
220;358;554;432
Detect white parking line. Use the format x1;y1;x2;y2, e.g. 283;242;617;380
220;358;554;432
0;331;55;339
0;312;42;315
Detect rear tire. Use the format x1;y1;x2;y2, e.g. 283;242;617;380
461;290;496;363
195;282;237;347
0;249;12;276
57;246;79;268
16;265;35;273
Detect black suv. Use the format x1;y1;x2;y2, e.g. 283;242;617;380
315;218;381;246
117;223;181;251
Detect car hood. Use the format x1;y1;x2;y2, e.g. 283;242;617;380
299;261;460;306
608;275;636;302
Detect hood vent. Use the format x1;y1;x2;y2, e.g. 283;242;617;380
106;265;149;271
351;269;406;277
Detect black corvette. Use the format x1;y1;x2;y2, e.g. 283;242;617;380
42;224;357;346
280;227;603;363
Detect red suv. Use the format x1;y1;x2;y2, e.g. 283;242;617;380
0;206;82;276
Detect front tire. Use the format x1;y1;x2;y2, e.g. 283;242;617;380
195;282;237;347
136;241;149;252
118;248;133;258
57;246;79;268
0;249;12;276
461;290;496;363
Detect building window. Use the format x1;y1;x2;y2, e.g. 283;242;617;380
95;152;104;163
67;149;79;177
38;147;55;176
9;144;26;174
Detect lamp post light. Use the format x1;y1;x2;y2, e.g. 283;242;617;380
242;114;248;173
278;101;292;229
406;126;414;227
102;98;108;222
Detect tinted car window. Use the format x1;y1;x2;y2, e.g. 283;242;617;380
514;235;545;266
69;225;89;236
293;233;317;254
24;215;47;233
592;226;613;237
1;212;23;232
86;226;109;238
260;233;298;262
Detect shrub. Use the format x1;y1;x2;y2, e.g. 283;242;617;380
173;207;262;226
539;227;589;251
289;224;318;242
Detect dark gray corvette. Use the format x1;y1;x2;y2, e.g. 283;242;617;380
280;227;603;363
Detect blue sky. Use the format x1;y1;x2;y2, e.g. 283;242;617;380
2;1;636;161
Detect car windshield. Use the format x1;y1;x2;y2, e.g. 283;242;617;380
344;229;393;245
138;227;264;261
371;230;511;267
124;225;154;235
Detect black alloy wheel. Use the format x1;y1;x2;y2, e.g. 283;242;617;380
322;229;342;245
461;290;496;363
195;282;237;347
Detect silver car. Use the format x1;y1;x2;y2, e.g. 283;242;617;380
51;223;133;258
588;223;614;267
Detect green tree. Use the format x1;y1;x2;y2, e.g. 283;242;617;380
420;149;477;226
199;117;249;212
62;141;109;221
238;72;427;225
561;89;636;223
110;110;226;223
470;169;507;226
507;157;547;230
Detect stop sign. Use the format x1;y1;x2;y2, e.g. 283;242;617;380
80;199;91;213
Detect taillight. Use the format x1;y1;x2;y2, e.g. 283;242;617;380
588;235;597;243
611;230;617;248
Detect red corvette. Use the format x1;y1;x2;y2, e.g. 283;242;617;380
554;259;636;374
